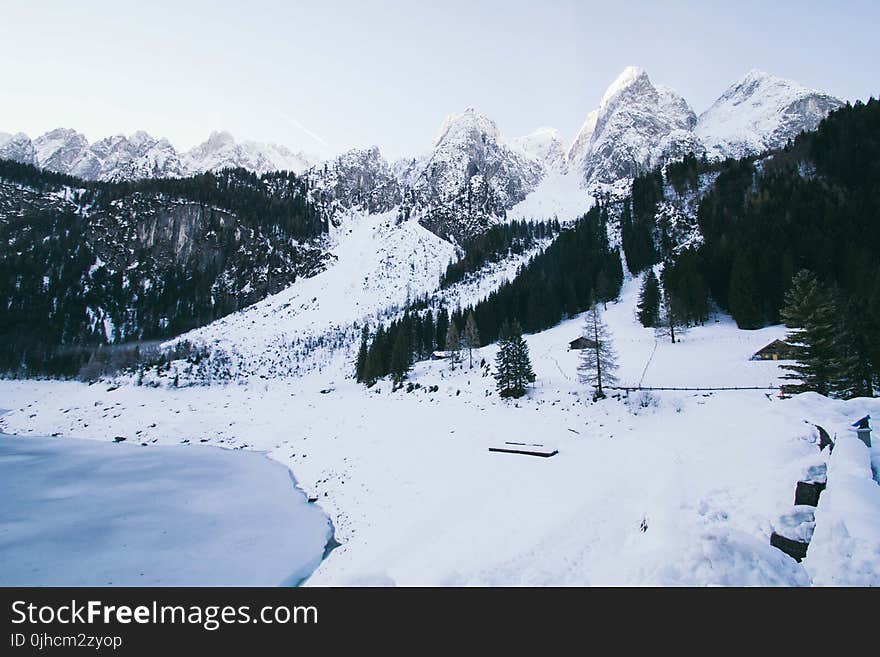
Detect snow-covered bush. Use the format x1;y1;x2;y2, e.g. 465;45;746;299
627;390;660;415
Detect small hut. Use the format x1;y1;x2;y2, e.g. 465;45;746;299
751;339;794;361
569;337;597;350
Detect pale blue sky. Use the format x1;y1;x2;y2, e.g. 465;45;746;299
2;0;877;158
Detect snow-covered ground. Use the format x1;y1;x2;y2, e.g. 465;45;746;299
0;431;332;586
3;274;877;585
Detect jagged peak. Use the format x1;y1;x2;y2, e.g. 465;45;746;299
434;107;500;147
600;66;649;108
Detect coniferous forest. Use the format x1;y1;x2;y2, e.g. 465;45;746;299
622;99;880;397
0;163;328;377
355;204;623;386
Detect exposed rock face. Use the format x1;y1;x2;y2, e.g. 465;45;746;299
695;69;846;160
306;146;401;223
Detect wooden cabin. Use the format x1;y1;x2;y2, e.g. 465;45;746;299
568;337;597;350
751;339;794;361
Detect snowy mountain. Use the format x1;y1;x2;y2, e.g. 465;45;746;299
182;131;314;176
33;128;90;173
0;132;37;166
572;67;702;190
399;108;544;241
695;69;846;160
69;131;186;182
0;128;316;182
567;67;842;193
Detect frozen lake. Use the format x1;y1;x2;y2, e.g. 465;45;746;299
0;432;333;586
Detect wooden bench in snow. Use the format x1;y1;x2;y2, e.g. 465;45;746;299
489;442;558;458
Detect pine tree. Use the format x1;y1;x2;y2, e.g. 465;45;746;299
493;321;514;397
508;321;535;397
389;316;413;385
463;312;480;369
637;269;661;327
577;303;618;398
445;321;460;369
355;324;369;382
494;320;534;399
780;270;837;396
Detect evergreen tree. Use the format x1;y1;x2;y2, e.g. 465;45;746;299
577;303;618;398
637;269;661;327
355;324;369;382
494;320;534;398
494;321;515;397
389;320;413;385
508;321;535;397
463;312;480;369
780;270;837;396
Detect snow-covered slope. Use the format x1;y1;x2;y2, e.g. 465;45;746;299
696;69;845;161
182;130;314;175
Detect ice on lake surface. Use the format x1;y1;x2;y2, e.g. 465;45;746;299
0;433;332;586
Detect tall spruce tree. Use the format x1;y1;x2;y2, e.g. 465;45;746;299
780;270;837;396
637;270;661;327
494;321;515;397
508;321;535;397
355;324;369;382
577;303;618;398
389;318;413;385
495;320;534;398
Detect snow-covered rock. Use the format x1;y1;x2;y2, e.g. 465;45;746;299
182;130;314;175
696;69;844;161
577;67;700;189
68;131;185;182
33;128;90;174
306;146;401;221
400;107;544;241
511;127;567;173
567;109;598;169
0;131;37;166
